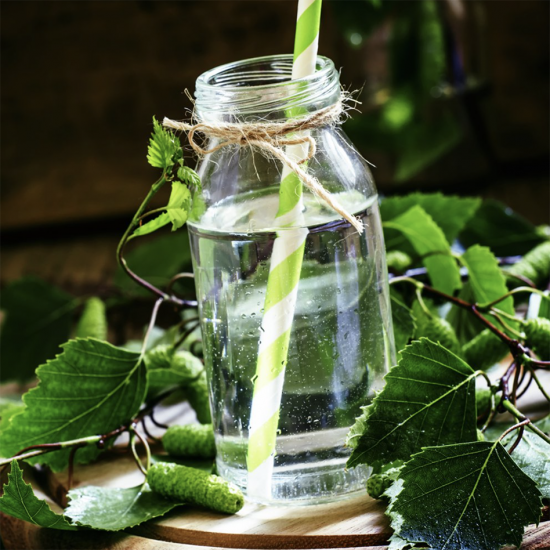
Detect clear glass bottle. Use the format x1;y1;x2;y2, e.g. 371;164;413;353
187;55;395;504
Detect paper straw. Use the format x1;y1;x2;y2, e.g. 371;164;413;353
247;0;322;500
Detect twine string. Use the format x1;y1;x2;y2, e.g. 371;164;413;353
163;98;363;233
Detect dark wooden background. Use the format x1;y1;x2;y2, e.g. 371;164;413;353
2;0;549;291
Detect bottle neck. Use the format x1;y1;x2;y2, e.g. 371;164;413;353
194;55;340;124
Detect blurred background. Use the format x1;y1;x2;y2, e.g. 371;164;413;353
2;0;549;293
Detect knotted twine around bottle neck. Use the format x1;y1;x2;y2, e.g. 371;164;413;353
163;97;364;234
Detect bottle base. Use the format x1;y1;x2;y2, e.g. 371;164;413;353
219;457;371;506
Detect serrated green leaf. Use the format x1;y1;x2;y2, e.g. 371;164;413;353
0;399;24;439
114;230;192;296
65;483;182;531
384;206;461;294
459;199;547;256
0;339;146;471
132;212;171;238
501;428;550;499
177;166;201;190
0;461;76;530
446;282;485;345
463;245;515;321
381;192;481;246
448;245;517;341
147;117;179;170
390;292;416;353
388;532;412;550
347;339;477;468
166;180;191;231
386;441;542;550
0;277;77;382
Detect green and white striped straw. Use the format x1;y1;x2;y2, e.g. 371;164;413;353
247;0;322;500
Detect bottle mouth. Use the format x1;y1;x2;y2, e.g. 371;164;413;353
194;54;340;120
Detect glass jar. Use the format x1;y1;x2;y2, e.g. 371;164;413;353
187;55;395;504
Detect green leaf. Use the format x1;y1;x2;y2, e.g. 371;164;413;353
0;277;77;382
381;192;481;245
501;428;550;499
384;205;461;294
448;245;516;345
132;212;171;238
0;398;24;438
114;230;192;296
166;180;191;231
0;461;76;530
147;117;179;170
0;339;147;471
386;442;542;550
446;282;485;345
390;292;416;353
347;339;478;468
463;245;515;317
75;298;107;341
459;199;547;256
65;483;182;531
177;166;201;190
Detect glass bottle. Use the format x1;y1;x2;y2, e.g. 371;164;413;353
187;54;395;504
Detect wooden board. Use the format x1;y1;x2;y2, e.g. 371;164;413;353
42;451;391;549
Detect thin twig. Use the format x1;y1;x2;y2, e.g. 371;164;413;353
116;175;196;307
501;270;537;289
149;409;168;430
530;369;550;402
516;369;534;399
501;400;550;445
141;297;165;356
141;416;160;443
173;321;201;350
499;419;531;455
477;287;544;310
133;427;152;473
499;360;517;405
129;429;147;476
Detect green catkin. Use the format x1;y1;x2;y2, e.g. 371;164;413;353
386;250;413;273
462;329;509;370
144;345;174;370
475;388;492;417
506;241;550;288
524;317;550;360
414;312;461;356
163;424;216;459
366;467;401;501
185;370;212;424
171;351;204;381
75;298;107;340
147;462;244;514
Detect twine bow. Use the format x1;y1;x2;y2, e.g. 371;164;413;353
163;98;363;233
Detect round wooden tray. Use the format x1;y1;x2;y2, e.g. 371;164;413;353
49;452;392;549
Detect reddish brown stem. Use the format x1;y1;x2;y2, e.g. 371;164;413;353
141;416;160;443
507;420;530;455
419;284;531;360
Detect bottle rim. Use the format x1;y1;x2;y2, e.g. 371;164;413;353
194;54;340;120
